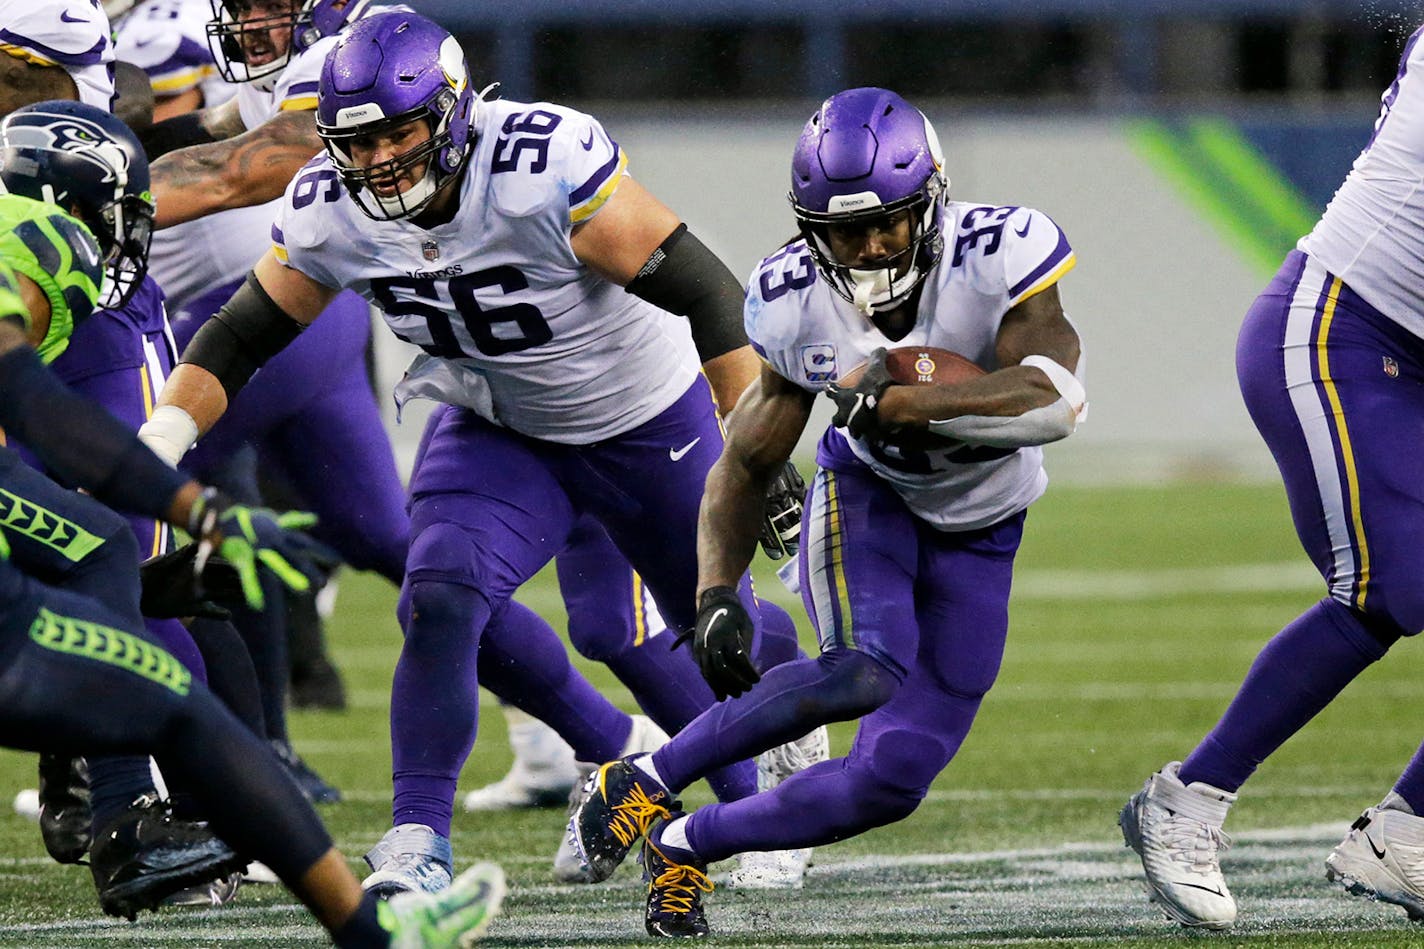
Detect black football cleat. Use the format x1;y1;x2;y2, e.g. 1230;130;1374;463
642;815;712;938
37;753;91;864
270;738;342;804
89;794;247;920
566;757;676;883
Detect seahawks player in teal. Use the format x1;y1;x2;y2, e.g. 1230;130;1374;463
0;200;505;943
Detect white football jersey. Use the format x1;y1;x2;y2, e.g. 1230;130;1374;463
746;201;1077;531
274;98;700;444
111;0;234;109
1299;25;1424;338
152;5;400;311
0;0;114;109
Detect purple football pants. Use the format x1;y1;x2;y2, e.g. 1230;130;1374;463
652;457;1022;862
1181;250;1420;795
391;378;767;834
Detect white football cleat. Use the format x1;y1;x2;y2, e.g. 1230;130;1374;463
1120;761;1237;929
1326;797;1424;920
363;824;453;899
552;714;670;883
464;713;583;812
728;725;831;888
728;849;806;889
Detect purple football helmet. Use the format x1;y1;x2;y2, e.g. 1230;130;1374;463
207;0;373;87
790;88;948;315
315;11;478;221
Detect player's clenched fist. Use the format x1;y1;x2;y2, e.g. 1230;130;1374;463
677;586;761;701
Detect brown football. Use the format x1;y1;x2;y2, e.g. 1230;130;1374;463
837;345;985;389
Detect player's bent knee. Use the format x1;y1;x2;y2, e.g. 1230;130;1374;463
859;726;953;804
817;648;900;718
843;755;927;826
565;612;631;663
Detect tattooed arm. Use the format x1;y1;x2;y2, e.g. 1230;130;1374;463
150;107;324;228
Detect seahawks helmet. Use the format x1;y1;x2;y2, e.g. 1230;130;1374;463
0;101;155;310
790;88;948;316
315;11;479;221
207;0;374;87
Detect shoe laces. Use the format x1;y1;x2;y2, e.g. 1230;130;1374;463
1153;805;1232;876
649;856;713;916
609;783;671;848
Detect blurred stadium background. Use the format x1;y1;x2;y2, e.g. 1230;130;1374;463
8;1;1424;945
368;0;1424;484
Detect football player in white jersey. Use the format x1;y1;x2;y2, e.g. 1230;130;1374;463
0;0;114;114
1122;23;1424;931
143;10;808;897
108;0;236;120
566;86;1086;937
140;0;383;227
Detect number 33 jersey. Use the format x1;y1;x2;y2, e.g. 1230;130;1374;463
745;201;1077;531
272;98;700;444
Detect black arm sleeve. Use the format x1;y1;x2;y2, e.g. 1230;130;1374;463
139;110;218;160
624;223;749;362
0;345;189;520
180;271;305;400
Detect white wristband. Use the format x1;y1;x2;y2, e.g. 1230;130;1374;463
137;404;199;468
1019;354;1087;421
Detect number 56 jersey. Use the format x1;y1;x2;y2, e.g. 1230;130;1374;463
745;201;1078;532
272;98;700;445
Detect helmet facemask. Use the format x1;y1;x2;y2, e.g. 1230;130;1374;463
795;173;946;316
96;191;155;309
207;0;307;88
321;100;460;221
317;32;482;222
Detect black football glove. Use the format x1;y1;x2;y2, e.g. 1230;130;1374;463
139;543;243;620
826;346;895;441
188;488;336;611
758;461;805;561
673;585;761;701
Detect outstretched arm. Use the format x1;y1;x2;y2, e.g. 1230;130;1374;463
144;250;337;459
150;109;323;228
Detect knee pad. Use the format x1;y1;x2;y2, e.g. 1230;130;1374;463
841;750;927;826
565;607;633;663
398;523;483;629
856;725;952;803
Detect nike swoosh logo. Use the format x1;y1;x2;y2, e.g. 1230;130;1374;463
1177;882;1226;896
1014;218;1031;238
580;129;595;150
1366;833;1387;860
704;608;728;643
669;437;701;461
60;9;88;21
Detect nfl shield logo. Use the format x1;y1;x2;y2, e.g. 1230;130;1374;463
422;239;440;262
